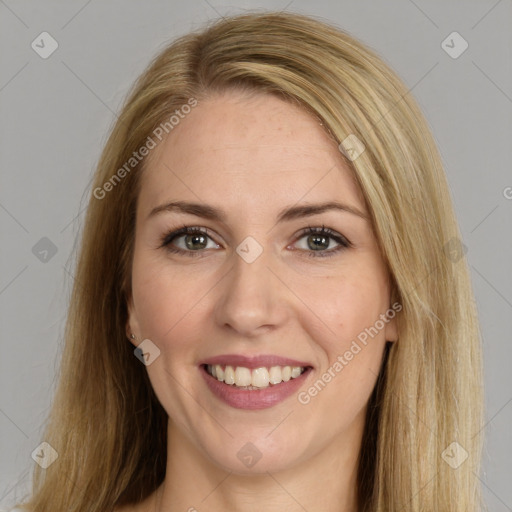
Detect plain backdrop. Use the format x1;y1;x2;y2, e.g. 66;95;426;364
1;0;511;510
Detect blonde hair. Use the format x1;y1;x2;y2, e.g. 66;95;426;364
16;11;484;512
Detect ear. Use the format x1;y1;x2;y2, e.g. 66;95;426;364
125;294;141;348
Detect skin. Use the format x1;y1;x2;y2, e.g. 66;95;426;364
122;89;397;512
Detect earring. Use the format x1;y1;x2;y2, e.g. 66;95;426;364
130;334;136;340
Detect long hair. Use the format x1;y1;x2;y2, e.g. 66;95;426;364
16;11;484;512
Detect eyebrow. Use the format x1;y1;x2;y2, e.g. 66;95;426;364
148;200;369;223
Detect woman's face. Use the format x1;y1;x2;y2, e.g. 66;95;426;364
127;90;397;474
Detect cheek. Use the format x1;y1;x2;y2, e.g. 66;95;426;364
292;257;390;402
294;258;390;347
131;251;206;354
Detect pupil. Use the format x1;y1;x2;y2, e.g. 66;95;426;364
186;234;206;250
309;234;328;250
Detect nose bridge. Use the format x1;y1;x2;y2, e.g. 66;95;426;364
214;235;284;335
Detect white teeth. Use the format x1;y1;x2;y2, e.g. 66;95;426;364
291;367;302;378
224;365;235;385
235;367;252;387
206;364;307;387
282;366;292;382
269;366;282;384
251;367;270;388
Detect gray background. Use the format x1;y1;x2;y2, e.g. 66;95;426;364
1;0;511;510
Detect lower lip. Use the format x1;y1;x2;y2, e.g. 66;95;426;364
200;365;313;410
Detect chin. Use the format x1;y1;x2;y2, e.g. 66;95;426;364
201;429;310;476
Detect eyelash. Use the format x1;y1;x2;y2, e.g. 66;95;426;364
159;224;352;259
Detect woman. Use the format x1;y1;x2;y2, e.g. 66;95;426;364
14;11;484;512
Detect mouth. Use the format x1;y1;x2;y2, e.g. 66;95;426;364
199;356;314;410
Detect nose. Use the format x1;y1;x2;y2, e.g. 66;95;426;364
213;241;288;337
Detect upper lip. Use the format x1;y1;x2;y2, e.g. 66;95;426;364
199;354;313;369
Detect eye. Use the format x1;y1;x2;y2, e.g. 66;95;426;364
159;226;219;257
159;224;352;258
292;225;352;258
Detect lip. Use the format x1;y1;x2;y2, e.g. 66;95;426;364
199;354;313;370
200;364;313;410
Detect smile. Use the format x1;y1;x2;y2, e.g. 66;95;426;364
200;363;313;410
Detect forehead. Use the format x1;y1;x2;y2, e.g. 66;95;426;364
138;91;365;218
